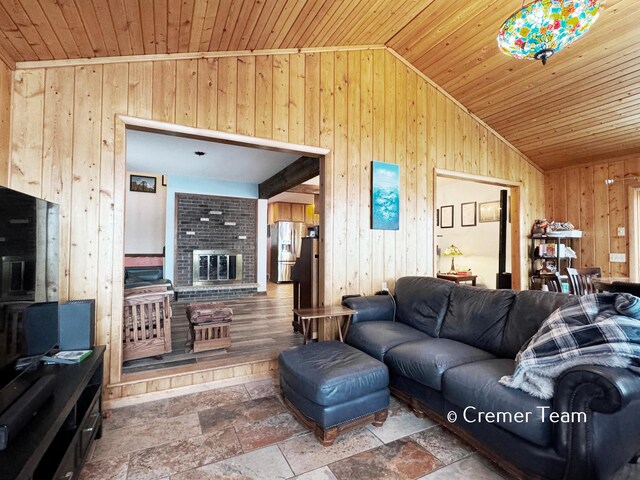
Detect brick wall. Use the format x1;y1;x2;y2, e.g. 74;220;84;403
175;193;257;286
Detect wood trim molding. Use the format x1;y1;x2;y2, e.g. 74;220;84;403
387;47;542;175
628;186;640;282
15;45;386;70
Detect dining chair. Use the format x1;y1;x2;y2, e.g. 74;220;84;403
565;267;602;295
534;272;564;293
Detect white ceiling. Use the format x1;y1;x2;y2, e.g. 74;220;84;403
126;129;301;184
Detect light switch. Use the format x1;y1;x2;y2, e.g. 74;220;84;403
617;227;625;236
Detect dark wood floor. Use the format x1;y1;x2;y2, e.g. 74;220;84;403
122;282;304;375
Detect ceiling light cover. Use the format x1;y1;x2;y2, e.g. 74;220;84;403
497;0;600;65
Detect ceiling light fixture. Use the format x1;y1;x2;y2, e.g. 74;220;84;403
497;0;600;66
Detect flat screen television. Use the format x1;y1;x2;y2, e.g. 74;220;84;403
0;186;59;411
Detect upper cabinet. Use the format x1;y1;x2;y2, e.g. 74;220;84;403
268;202;318;225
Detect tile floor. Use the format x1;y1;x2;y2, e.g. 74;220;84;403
81;378;639;480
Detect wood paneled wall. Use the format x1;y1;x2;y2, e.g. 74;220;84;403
545;157;640;276
5;48;543;398
0;61;10;186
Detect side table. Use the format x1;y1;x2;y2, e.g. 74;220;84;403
292;306;356;344
437;273;477;286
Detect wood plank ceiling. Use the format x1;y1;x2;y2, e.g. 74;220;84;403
0;0;638;171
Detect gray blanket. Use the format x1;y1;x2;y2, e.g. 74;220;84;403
500;292;640;399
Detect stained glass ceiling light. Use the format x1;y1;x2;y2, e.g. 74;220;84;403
497;0;600;66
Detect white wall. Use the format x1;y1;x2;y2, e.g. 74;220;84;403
164;176;268;292
436;177;511;289
124;172;167;254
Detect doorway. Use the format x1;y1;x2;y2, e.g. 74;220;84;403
119;118;328;377
434;169;521;290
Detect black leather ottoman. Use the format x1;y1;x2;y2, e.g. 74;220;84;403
279;340;389;446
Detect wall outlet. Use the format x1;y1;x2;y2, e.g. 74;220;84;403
617;227;625;236
381;281;389;292
610;253;626;263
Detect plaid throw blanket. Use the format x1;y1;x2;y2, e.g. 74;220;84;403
500;293;640;399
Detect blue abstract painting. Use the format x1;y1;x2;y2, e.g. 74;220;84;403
371;161;400;230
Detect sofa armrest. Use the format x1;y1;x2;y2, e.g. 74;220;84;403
553;365;640;479
342;295;395;324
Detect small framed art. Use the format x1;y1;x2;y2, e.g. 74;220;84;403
440;205;454;229
461;202;477;227
130;175;157;193
479;201;501;223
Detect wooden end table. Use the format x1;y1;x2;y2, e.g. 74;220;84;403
437;273;478;286
292;306;356;344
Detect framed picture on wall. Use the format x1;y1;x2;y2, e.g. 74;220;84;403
371;161;400;230
479;201;501;222
130;174;157;193
461;202;477;227
440;205;454;229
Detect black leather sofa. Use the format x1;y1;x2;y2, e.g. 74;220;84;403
342;276;640;480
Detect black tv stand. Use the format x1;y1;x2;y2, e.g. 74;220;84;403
0;346;105;480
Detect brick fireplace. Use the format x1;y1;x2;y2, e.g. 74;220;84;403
174;193;258;300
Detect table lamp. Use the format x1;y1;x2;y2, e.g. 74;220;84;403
443;244;463;274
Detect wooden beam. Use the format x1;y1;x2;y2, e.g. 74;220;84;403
287;183;320;195
259;156;320;199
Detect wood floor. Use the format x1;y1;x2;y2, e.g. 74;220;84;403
122;282;304;375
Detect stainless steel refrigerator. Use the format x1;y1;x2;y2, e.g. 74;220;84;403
270;221;307;283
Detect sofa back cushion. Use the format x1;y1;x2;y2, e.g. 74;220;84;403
500;290;575;358
439;285;515;356
395;277;454;337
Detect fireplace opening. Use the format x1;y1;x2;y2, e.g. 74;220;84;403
193;250;243;285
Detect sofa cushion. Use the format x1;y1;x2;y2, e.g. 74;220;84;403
395;276;455;337
346;321;428;362
500;290;575;358
439;286;515;356
442;359;553;447
279;340;388;406
385;338;495;391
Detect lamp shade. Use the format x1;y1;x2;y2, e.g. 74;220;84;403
497;0;600;65
443;245;463;257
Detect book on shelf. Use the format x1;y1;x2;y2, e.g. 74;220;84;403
43;350;93;365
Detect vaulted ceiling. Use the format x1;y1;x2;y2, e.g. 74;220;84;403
0;0;638;171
